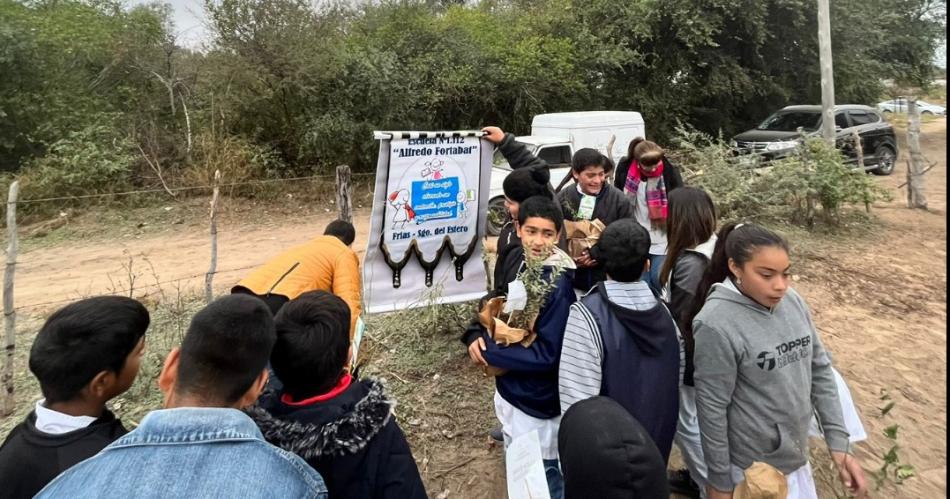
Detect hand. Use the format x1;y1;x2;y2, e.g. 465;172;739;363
705;486;733;499
832;451;869;498
574;250;598;268
468;336;488;366
481;126;505;144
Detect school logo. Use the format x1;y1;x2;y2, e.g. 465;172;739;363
756;351;777;371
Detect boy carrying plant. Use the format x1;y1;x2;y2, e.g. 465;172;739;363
463;195;576;499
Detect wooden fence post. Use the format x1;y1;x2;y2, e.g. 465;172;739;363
2;181;18;416
205;170;220;304
906;99;928;209
336;164;353;223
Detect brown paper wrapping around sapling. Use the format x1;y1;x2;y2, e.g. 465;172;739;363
563;219;606;259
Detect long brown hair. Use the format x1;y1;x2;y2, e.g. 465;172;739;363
659;187;717;288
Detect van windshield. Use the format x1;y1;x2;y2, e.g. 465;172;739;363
493;141;536;167
756;111;821;132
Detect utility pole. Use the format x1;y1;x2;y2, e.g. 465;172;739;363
817;0;836;144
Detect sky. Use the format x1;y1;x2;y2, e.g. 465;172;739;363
134;1;946;67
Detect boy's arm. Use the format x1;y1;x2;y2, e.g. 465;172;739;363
693;322;740;493
558;302;603;414
332;251;362;339
482;274;576;372
498;133;549;170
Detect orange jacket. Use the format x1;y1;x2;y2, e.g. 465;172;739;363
237;235;361;338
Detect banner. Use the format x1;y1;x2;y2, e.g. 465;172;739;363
362;131;492;314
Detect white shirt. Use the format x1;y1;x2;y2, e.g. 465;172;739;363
34;399;97;434
633;185;668;255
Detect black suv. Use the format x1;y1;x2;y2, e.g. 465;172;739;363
732;105;898;175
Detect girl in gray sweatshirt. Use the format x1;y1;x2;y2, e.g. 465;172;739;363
691;223;868;499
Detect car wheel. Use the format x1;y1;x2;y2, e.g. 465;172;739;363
922;110;934;116
871;145;896;176
486;196;508;236
881;109;892;113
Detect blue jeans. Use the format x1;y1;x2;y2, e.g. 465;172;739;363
645;253;666;295
543;459;564;499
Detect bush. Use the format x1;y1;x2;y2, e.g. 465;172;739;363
671;126;891;226
18;120;135;200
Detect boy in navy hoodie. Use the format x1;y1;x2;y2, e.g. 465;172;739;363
557;218;682;463
247;290;425;499
0;296;148;499
464;195;576;499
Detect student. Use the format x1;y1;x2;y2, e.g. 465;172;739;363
0;296;148;499
558;397;670;499
37;294;328;498
657;186;718;498
556;148;635;292
557;218;681;462
464;195;576;499
615;138;684;293
234;219;361;339
247;290;426;499
691;223;868;499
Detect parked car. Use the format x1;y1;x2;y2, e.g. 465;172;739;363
877;97;946;116
487;111;646;235
731;104;898;176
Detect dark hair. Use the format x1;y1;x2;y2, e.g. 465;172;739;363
517;195;564;233
29;296;149;404
503;165;552;202
324;220;356;246
176;294;276;405
685;223;790;326
572;148;611;174
625;137;645;164
598;219;650;282
659;187;717;288
272;290;351;399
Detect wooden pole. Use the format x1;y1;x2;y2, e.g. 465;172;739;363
2;181;18;416
336;164;353;223
205;170;220;303
906;99;928;209
817;0;837;145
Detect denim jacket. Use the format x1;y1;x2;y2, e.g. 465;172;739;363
36;407;328;498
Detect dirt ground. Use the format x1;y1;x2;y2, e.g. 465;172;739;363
2;120;946;498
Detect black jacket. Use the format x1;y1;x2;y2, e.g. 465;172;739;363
613;155;684;193
0;409;127;499
247;378;426;499
556;185;635;291
667;250;710;386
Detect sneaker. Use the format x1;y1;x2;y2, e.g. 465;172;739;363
668;468;700;498
489;426;504;442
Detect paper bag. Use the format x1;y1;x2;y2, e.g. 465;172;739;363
563;219;606;259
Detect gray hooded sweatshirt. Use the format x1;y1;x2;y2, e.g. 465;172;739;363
692;281;849;492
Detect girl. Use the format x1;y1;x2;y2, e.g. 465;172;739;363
658;186;718;498
690;223;868;499
555;148;634;293
615;138;684;294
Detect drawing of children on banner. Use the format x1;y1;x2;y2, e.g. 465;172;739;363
388;189;415;230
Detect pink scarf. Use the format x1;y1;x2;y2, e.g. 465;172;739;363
624;159;668;224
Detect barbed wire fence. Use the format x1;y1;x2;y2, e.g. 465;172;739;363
1;165;375;415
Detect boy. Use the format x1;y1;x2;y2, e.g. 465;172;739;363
37;294;327;498
464;195;576;499
247;291;426;499
234;219;361;339
555;148;636;293
0;296;148;499
558;219;681;462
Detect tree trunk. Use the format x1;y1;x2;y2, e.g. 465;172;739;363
205;170;221;303
906;99;928;209
336;165;353;224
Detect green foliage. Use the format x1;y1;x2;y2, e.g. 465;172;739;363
18;120;135;199
673;127;891;226
873;389;917;489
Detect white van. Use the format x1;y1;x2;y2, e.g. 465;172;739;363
487;111;645;235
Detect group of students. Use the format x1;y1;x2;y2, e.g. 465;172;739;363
463;126;870;499
0;221;428;498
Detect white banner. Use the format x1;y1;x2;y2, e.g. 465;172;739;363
362;131;492;314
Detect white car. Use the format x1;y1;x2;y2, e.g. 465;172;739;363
487;140;573;236
877;97;946;116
